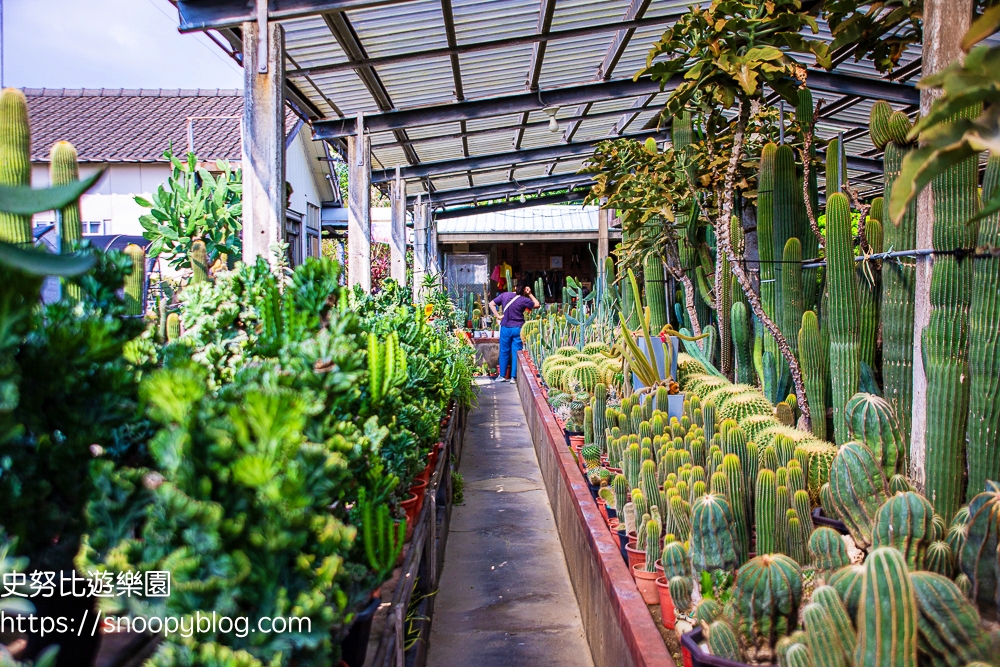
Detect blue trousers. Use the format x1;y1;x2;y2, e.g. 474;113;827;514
498;325;523;379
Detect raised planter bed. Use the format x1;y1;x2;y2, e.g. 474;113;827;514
515;351;675;667
361;402;467;667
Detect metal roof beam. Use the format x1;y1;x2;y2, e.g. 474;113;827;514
369;128;667;183
177;0;410;32
316;77;670;138
434;188;590;219
511;0;559;151
287;14;686;77
407;172;594;206
314;72;917;138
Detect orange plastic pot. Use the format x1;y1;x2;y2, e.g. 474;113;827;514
409;478;428;516
625;542;646;575
400;493;419;542
633;564;660;605
656;577;676;628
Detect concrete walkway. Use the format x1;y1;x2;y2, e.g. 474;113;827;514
427;378;595;667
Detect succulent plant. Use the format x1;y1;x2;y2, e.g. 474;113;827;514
0;89;32;244
690;493;740;578
855;547;918;667
910;570;992;667
669;575;693;614
809;527;849;574
845;392;904;478
825;193;861;445
707;618;742;662
828;563;864;622
959;482;1000;607
734;553;802;658
872;491;935;570
828;441;890;549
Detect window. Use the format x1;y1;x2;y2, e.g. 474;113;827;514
83;221;104;236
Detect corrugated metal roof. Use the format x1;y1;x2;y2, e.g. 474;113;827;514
200;0;990;210
437;204;599;233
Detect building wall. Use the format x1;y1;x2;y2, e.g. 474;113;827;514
30;126;333;254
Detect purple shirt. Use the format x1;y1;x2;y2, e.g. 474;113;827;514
493;292;533;328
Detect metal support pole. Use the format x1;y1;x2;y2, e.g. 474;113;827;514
348;111;372;292
390;166;406;283
597;206;610;271
241;19;286;266
413;195;428;299
910;0;974;490
427;209;439;276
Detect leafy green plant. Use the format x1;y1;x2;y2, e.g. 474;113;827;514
135;148;242;270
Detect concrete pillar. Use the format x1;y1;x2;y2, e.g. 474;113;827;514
348;112;371;292
389;166;406;283
910;0;974;488
241;20;285;266
413;196;428;299
597;206;610;270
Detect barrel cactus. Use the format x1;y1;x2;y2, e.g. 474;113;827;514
828;564;864;621
808;527;849;574
845;392;903;478
923;541;955;578
910;570;992;667
669;575;693;614
690;493;739;578
734;553;802;660
872;491;935;570
828;441;890;549
802;601;850;667
959;482;1000;608
166;312;181;341
707;619;742;662
855;547;918;667
810;585;855;657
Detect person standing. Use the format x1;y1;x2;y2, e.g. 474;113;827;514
489;285;540;382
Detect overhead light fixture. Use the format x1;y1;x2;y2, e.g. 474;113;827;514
544;106;560;133
519;193;527;203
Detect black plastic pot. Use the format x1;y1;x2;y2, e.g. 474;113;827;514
812;507;850;535
681;628;774;667
340;596;382;667
617;530;629;563
607;507;617;521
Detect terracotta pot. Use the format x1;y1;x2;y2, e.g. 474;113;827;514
608;517;620;534
596;498;609;523
625;542;646;575
428;448;439;470
608;467;623;475
409;478;428;516
633;564;660;605
656;577;676;629
400;493;419;541
569;435;585;449
654;559;664;577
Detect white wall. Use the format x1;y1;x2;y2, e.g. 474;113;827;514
31;163;171;237
30;131;332;250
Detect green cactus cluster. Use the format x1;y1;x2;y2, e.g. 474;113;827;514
0;88;32;244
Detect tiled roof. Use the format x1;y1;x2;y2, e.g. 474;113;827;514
23;88;298;163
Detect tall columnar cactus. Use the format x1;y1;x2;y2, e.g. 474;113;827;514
829;563;864;621
0;88;32;244
802;602;850;667
959;483;1000;607
798;311;827;442
612;474;630;526
780;238;804;360
922;103;981;523
808;527;849;573
732;302;755;385
811;585;856;657
643;519;661;573
825;136;847;198
877;107;918;445
593;383;608;454
49;141;83;251
644;251;668;333
640;459;659;514
858;199;883;370
855;547;918;667
828;442;889;550
756;468;777;555
758;143;779;368
825;193;861;444
690;493;739;578
872;490;935;570
166;312;181;341
718;216;737;377
845;392;903;478
797;88;821;312
722;454;749;563
123;244;146;317
966;154;1000;499
191;239;210;284
734;554;802;660
773;144;797;363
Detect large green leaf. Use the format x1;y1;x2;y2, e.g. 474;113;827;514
963;4;1000;51
0;242;96;276
0;169;105;215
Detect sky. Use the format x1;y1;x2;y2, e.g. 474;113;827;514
4;0;243;90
